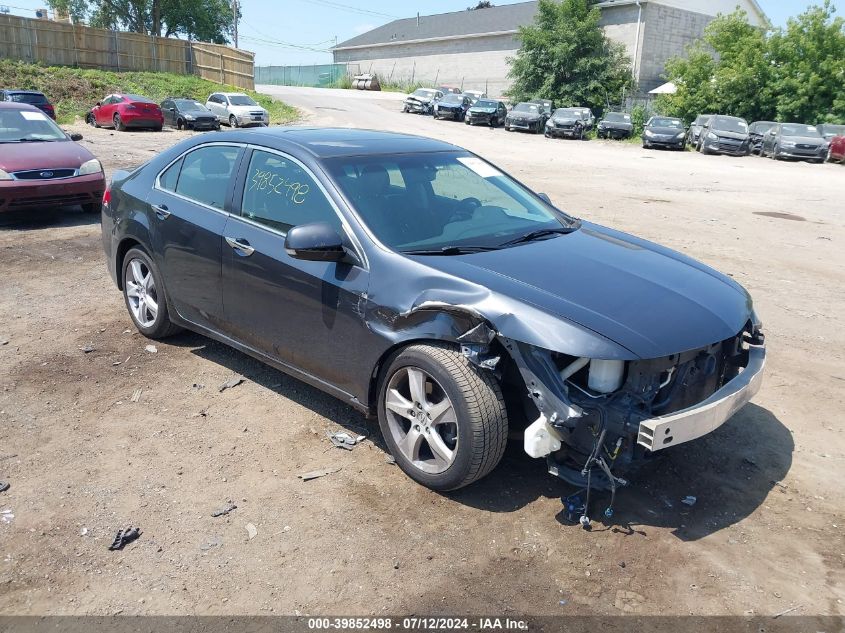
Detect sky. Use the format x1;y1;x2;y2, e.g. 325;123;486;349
2;0;844;65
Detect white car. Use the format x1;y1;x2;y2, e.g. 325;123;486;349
206;92;269;128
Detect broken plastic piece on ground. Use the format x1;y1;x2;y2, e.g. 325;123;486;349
1;509;13;523
108;526;141;550
131;388;142;403
328;431;357;450
144;345;157;353
79;345;95;353
211;502;237;517
298;467;342;481
245;523;258;540
681;495;697;506
218;375;245;392
0;481;9;493
385;455;396;465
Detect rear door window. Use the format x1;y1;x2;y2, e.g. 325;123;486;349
174;145;241;210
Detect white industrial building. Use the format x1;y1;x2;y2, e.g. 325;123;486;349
332;0;768;95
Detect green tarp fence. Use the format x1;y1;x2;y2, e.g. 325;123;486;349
255;64;347;87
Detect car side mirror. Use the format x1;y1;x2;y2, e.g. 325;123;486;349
69;132;83;141
285;222;346;262
537;193;552;205
95;102;101;106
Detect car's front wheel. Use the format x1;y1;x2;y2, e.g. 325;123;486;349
122;248;182;339
378;344;508;491
229;115;239;128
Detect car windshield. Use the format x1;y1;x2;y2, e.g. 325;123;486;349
10;93;47;105
604;112;631;122
124;94;155;103
820;124;845;137
650;118;683;129
325;152;577;253
229;95;257;106
412;89;436;99
712;116;748;133
0;108;68;143
474;100;497;109
175;99;209;112
753;122;777;133
782;124;821;137
514;103;539;113
553;109;581;118
694;115;713;125
441;94;463;104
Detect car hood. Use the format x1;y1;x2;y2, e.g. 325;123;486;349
228;104;264;113
710;129;748;140
406;96;433;104
646;126;685;135
510;112;541;120
0;139;95;172
783;135;824;145
409;222;752;359
469;107;496;114
601;121;633;130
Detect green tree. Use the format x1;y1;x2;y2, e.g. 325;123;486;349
48;0;239;43
768;1;845;123
506;0;632;111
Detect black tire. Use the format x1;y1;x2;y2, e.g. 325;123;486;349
490;117;497;128
229;114;238;128
114;113;126;132
121;247;182;340
87;112;98;128
82;202;101;214
176;118;184;131
153;125;162;132
377;343;508;491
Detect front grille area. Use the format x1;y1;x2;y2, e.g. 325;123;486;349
13;168;77;180
797;144;819;150
8;192;99;209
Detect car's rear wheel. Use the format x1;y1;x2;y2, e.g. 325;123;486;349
229;115;238;128
114;113;126;132
122;247;182;340
176;118;184;131
377;343;508;491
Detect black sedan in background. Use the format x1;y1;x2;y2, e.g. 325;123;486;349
749;121;777;155
505;102;548;133
696;115;750;156
433;94;472;121
0;89;56;119
687;113;714;146
761;123;827;162
101;128;765;501
597;112;633;139
642;116;687;150
160;98;220;131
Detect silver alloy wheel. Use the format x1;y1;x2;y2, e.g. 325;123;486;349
384;366;458;474
125;258;159;328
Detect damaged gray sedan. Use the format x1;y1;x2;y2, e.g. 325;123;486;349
102;128;766;496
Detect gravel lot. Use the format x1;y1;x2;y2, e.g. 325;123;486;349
0;87;843;616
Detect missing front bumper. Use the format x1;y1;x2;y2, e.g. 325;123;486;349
637;344;766;451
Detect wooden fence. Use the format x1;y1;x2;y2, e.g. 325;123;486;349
0;14;254;90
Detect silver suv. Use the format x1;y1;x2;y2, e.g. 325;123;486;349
206;92;269;128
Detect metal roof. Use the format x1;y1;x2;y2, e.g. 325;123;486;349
334;1;538;50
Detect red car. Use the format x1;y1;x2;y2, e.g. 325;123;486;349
0;102;106;214
827;135;845;163
86;93;163;131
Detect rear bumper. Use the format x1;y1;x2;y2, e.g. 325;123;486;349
637;344;766;451
0;173;105;212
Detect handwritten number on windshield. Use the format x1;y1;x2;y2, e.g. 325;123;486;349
249;168;309;204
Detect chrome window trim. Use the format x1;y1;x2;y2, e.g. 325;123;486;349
153;142;246;216
240;144;369;270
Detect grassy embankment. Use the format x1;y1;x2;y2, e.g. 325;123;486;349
0;60;299;125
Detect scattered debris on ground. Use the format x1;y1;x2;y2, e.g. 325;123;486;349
211;502;237;518
144;345;157;354
0;481;9;493
385;455;396;465
108;526;141;550
219;375;245;393
1;509;13;523
773;605;802;618
328;431;365;450
79;345;94;353
131;388;142;403
245;523;258;540
298;467;342;481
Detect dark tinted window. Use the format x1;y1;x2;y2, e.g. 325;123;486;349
781;124;821;137
604;112;631;122
175;145;240;210
124;94;154;103
241;150;339;234
159;157;183;192
649;118;684;129
10;93;48;105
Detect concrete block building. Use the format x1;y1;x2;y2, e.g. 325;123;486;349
332;0;768;96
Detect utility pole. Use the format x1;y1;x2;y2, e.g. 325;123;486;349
232;0;239;48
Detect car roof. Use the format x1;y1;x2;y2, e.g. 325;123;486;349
0;101;42;111
208;127;460;159
220;92;248;96
3;89;46;95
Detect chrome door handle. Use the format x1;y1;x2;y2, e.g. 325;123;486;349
225;236;255;256
153;204;171;219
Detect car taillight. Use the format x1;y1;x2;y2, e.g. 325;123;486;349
103;187;111;207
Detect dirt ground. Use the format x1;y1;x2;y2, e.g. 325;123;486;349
1;87;843;617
